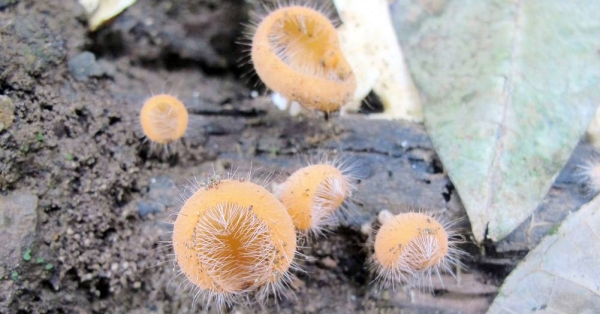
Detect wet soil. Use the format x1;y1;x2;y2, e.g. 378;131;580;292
0;1;592;313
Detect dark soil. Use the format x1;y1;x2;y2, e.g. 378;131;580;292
0;1;592;313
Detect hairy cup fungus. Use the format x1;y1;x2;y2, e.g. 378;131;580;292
250;3;356;113
276;160;355;235
140;94;188;145
576;156;600;196
371;210;463;290
172;178;297;308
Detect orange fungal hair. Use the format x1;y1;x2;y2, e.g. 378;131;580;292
172;179;297;308
140;94;188;144
250;4;356;113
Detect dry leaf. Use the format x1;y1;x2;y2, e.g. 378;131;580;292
487;195;600;313
78;0;137;31
391;0;600;242
334;0;422;121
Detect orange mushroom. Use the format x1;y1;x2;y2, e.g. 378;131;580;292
250;4;356;113
276;161;355;235
172;178;297;308
139;94;188;145
370;211;464;290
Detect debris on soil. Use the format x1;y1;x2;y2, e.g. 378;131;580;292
0;191;38;268
78;0;137;31
0;191;38;309
0;95;15;131
320;257;338;269
68;51;106;81
137;175;177;218
0;0;17;10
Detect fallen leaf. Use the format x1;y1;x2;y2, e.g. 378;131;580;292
487;195;600;313
391;0;600;242
78;0;137;31
587;106;600;147
334;0;422;121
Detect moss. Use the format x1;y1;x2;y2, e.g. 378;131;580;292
10;270;19;281
22;248;32;262
548;224;561;236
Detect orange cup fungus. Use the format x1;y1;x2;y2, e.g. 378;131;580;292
372;211;463;289
277;163;354;235
140;94;188;144
172;178;297;308
250;4;356;113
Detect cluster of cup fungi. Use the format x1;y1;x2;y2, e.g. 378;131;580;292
138;2;465;310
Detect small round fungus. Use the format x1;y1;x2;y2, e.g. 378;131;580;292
250;4;356;113
140;94;188;144
172;179;297;308
277;163;354;235
576;156;600;196
371;211;463;290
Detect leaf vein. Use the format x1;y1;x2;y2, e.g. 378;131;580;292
484;0;524;240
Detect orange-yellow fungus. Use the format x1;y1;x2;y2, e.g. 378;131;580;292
278;163;352;234
251;5;356;113
371;211;463;289
172;179;297;307
140;94;188;144
375;213;448;271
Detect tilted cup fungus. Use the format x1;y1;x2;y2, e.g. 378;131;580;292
139;94;188;145
371;210;464;290
250;3;356;113
172;178;297;308
276;160;355;235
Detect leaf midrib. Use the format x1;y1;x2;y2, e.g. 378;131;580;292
483;0;524;240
